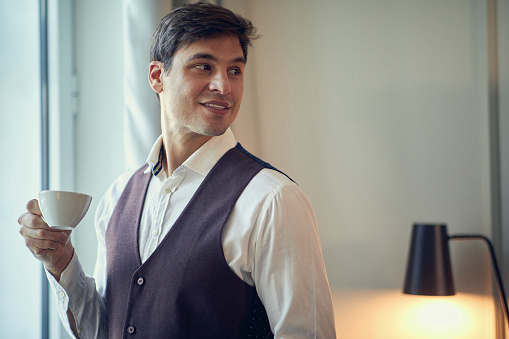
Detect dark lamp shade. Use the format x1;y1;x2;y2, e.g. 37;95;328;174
403;223;455;296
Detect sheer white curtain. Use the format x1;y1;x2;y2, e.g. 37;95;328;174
122;0;173;171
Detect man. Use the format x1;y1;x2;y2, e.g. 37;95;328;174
18;3;336;338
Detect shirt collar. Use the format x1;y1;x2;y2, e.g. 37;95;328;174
144;128;237;178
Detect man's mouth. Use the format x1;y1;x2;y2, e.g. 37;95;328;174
202;103;228;109
200;101;232;110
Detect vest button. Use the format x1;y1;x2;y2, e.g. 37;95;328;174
137;277;144;286
127;325;135;334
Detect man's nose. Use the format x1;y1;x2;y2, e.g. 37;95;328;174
209;71;231;94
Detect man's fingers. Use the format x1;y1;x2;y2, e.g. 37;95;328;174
26;199;42;216
18;212;47;229
26;237;61;252
20;226;69;244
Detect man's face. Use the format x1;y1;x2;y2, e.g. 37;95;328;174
153;35;245;142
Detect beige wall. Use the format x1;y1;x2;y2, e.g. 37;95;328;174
228;0;491;287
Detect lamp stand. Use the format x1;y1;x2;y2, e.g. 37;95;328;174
450;234;509;325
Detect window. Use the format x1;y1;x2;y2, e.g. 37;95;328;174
0;0;74;337
0;0;44;337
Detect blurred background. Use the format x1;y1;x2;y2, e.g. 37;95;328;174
1;0;509;338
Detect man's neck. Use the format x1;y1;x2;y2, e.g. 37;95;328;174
162;132;212;176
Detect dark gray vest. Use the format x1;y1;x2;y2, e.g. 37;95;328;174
105;144;275;338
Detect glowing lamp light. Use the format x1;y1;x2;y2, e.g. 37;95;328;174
332;289;491;338
403;223;509;333
404;297;475;338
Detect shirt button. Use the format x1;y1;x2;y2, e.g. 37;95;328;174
127;325;135;334
152;229;160;236
137;277;144;286
165;188;171;194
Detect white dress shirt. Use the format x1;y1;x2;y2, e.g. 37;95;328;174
47;128;336;338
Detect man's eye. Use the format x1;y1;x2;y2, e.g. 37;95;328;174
195;64;211;71
228;68;241;75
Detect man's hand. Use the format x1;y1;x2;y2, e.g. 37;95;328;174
18;199;74;281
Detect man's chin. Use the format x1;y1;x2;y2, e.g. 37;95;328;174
202;129;228;137
199;125;230;137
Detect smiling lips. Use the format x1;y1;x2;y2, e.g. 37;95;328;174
200;100;232;112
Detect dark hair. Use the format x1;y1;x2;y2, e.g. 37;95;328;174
150;2;259;71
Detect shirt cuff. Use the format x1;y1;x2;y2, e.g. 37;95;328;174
58;251;85;295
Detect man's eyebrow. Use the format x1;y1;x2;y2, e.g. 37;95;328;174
233;56;247;64
186;53;246;64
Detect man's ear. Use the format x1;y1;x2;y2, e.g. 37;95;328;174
148;61;164;93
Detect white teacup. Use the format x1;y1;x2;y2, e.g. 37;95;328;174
38;190;92;230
